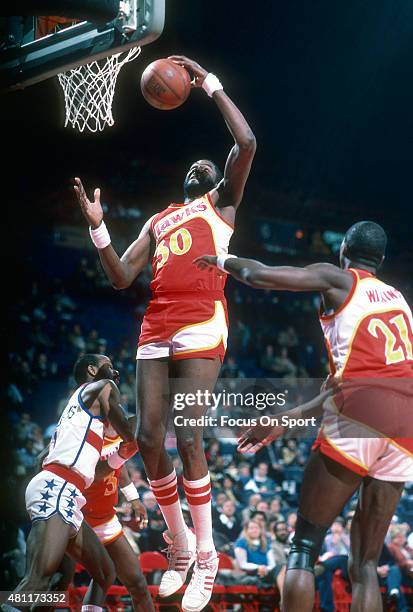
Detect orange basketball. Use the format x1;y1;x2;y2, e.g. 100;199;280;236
140;58;192;110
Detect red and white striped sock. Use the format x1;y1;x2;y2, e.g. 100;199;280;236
149;469;188;541
183;472;215;553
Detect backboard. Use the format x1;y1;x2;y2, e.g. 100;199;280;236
0;0;164;92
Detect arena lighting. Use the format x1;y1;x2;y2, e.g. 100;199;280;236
3;1;120;23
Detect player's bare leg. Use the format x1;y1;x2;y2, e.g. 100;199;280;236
11;517;74;597
137;357;194;597
172;357;221;612
137;358;172;479
349;476;403;612
66;520;116;607
282;449;362;612
105;535;154;611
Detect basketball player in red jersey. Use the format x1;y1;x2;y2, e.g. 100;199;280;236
69;456;154;611
196;221;413;612
40;440;153;612
74;54;255;611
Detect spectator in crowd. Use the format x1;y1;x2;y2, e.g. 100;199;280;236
221;474;241;505
315;518;351;612
277;326;299;350
14;413;36;443
214;500;242;543
286;511;297;533
235;520;286;595
387;525;413;585
16;438;37;473
242;493;262;523
220;355;245;378
377;542;409;612
268;497;285;523
320;517;350;559
244;462;275;497
271;521;290;566
68;323;86;352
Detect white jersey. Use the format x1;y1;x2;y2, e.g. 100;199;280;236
320;268;413;378
43;384;105;488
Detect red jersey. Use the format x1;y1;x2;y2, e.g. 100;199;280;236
83;467;121;527
149;192;234;297
320;269;413;378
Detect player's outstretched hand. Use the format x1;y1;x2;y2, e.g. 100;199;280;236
131;499;149;530
168;55;208;87
73;177;103;229
237;421;286;455
193;255;218;270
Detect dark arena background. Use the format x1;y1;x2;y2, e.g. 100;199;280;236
2;1;413;611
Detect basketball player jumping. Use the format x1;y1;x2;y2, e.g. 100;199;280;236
195;221;413;612
7;354;138;612
74;55;256;611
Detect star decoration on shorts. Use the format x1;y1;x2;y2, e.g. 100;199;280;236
38;502;48;513
41;490;52;500
67;499;75;509
65;509;74;518
45;479;57;490
69;488;78;498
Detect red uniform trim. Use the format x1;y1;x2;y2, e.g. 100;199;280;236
156;491;179;506
186;493;212;506
312;438;369;477
104;530;124;546
319;269;358;322
153;484;178;500
44;463;86;492
86;429;104;453
184;482;211;495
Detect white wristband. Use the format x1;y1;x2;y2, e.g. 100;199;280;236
217;254;237;272
89;220;111;249
121;482;140;501
202;73;223;97
108;451;126;470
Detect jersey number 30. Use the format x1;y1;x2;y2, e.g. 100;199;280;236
368;313;413;365
154;228;192;270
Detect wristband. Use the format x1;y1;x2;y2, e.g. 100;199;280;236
217;254;237;272
89;220;111;249
120;482;140;501
108;451;126;470
202;73;223;97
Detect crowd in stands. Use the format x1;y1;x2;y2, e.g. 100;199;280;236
4;240;413;611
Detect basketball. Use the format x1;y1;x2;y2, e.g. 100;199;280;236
140;58;192;110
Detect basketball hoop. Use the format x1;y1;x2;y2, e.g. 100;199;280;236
57;46;141;133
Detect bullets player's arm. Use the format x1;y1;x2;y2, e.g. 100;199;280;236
98;381;135;442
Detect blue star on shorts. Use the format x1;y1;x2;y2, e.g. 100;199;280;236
67;499;75;509
38;502;48;513
65;509;74;518
45;479;57;490
69;488;78;498
41;490;52;500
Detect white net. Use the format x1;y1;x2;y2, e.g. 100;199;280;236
57;46;141;133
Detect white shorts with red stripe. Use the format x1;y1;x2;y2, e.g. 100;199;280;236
314;435;413;482
90;514;123;545
25;470;86;532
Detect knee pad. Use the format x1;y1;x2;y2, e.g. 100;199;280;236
287;512;329;573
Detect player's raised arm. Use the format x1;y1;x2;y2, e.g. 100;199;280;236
194;255;351;294
168;55;256;216
73;177;152;290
